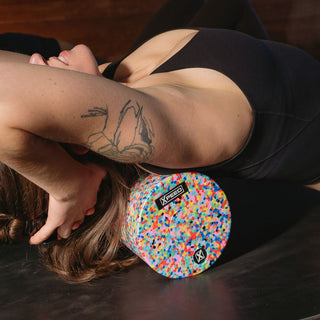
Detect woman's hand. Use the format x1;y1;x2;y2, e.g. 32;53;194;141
29;162;106;245
29;44;102;76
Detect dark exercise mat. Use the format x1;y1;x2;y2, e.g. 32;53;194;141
1;179;320;320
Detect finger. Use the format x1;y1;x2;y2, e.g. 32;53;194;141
29;223;57;245
87;162;108;180
29;53;48;66
99;167;108;180
71;222;80;230
69;144;90;155
71;219;84;230
47;56;69;69
85;207;95;216
57;222;75;239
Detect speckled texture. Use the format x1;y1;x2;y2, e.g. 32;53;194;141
122;172;231;278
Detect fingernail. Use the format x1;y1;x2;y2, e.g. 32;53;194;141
72;221;81;230
73;145;89;154
85;208;95;216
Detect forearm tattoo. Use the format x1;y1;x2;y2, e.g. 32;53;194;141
81;100;154;162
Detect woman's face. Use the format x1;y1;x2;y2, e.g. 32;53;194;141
29;44;100;76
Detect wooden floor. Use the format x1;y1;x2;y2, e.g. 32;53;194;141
2;180;320;320
0;0;319;60
252;0;320;59
0;0;167;61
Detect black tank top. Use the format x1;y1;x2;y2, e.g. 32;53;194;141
103;28;320;184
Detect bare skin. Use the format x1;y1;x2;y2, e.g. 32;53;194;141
0;29;263;243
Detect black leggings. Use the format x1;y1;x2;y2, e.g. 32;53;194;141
0;0;267;59
133;0;267;48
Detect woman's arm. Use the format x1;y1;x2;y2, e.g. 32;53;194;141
0;50;30;63
0;62;160;160
0;61;252;180
0;125;106;243
0;62;172;243
0;62;252;242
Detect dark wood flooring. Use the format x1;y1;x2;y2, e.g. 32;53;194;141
0;0;167;61
1;180;320;320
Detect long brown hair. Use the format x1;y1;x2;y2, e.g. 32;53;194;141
0;153;140;283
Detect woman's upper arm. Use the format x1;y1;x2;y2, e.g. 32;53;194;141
0;50;30;63
0;62;251;168
0;62;176;164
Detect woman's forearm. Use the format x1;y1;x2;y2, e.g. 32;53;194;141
0;124;106;244
0;126;91;200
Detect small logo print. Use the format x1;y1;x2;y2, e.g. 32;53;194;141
155;182;188;210
193;248;207;264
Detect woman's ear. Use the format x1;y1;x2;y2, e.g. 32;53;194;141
29;53;48;66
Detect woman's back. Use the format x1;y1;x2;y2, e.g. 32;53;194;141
102;28;254;170
103;27;320;187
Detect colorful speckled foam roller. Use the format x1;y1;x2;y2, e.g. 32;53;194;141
121;172;231;278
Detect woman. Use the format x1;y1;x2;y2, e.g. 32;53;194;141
0;0;319;282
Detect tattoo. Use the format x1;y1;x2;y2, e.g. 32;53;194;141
81;100;154;162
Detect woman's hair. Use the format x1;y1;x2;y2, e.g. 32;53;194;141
0;152;140;283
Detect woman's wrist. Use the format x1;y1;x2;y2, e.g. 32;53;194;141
50;163;93;202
